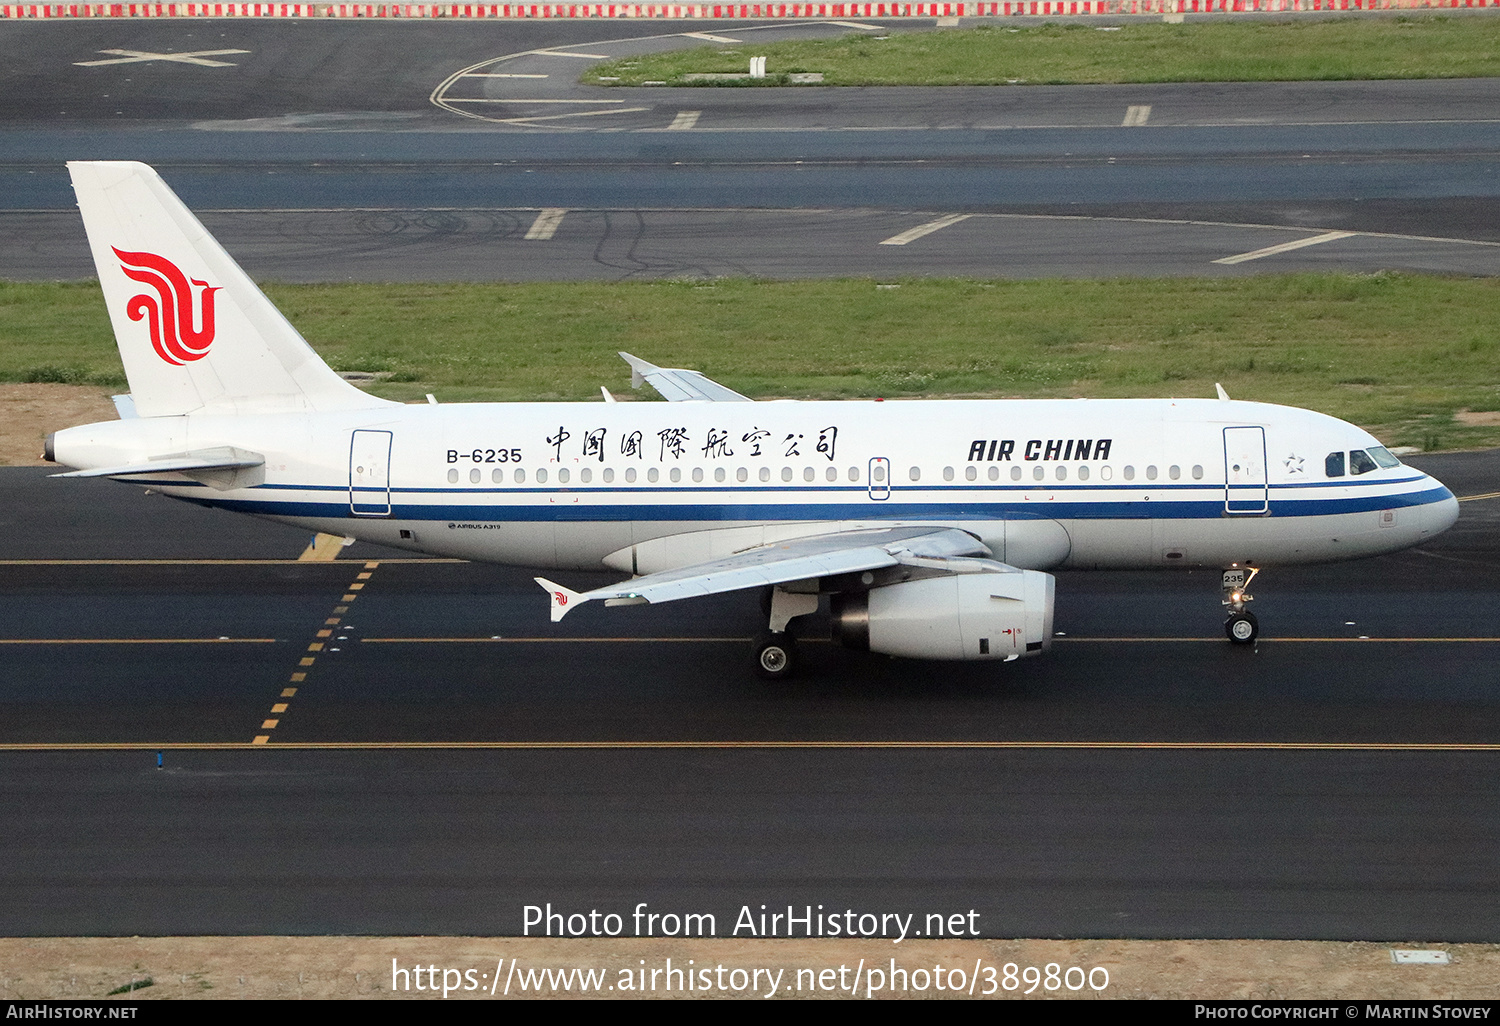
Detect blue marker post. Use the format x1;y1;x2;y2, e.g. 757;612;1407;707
156;751;162;770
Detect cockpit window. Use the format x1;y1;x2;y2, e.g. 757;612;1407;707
1325;451;1345;478
1349;449;1378;476
1368;445;1401;468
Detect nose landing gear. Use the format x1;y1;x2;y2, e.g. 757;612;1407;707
1222;564;1259;645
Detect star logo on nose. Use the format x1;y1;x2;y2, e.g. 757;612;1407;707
1284;454;1305;474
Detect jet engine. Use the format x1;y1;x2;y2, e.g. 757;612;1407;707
831;570;1055;661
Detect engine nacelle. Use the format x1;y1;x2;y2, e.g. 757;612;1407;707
831;570;1055;661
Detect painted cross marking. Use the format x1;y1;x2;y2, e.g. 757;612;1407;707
75;49;251;68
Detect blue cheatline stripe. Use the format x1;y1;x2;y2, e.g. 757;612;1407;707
199;485;1454;524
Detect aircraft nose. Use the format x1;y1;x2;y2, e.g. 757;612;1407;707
1422;477;1460;537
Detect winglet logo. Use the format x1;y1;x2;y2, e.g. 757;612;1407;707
113;247;221;365
554;591;569;607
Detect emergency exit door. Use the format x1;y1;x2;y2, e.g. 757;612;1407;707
349;429;392;516
1223;426;1268;515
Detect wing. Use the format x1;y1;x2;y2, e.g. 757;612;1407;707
619;351;752;403
535;526;992;622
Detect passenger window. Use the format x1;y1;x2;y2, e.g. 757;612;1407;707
1325;452;1345;478
1011;466;1023;481
514;468;526;483
1032;465;1044;481
909;467;921;482
647;468;659;483
737;467;748;483
1123;466;1135;481
1169;465;1180;480
670;468;682;483
871;465;884;483
1349;449;1378;475
492;468;504;484
759;467;771;483
849;467;860;482
782;467;793;482
447;469;459;484
580;468;591;483
943;466;955;482
691;467;703;483
624;468;635;483
1192;465;1203;480
469;469;480;484
1368;445;1401;468
1078;465;1090;481
557;468;569;484
1055;465;1067;481
1101;466;1113;481
988;466;999;482
714;467;725;483
536;469;548;484
803;467;815;482
1146;466;1158;481
604;468;615;483
825;467;837;482
965;466;977;482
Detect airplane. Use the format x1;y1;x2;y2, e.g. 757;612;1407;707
44;161;1461;678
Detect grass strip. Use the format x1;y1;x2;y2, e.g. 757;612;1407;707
583;17;1500;87
4;273;1499;451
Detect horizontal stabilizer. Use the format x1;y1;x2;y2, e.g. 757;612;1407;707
619;351;752;403
51;446;263;479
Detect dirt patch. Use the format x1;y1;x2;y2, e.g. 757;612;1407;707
0;384;116;467
1455;409;1500;427
1;937;1497;1000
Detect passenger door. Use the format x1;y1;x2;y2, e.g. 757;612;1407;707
1223;426;1268;515
349;429;393;516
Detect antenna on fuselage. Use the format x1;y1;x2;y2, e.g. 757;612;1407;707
1215;383;1231;401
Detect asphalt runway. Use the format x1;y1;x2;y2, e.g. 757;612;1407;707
5;19;1500;278
3;451;1499;938
5;16;1500;942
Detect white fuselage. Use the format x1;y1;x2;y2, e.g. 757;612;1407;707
52;396;1459;573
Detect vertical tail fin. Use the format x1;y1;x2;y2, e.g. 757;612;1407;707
68;161;393;418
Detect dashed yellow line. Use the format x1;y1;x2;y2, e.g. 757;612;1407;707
255;561;380;744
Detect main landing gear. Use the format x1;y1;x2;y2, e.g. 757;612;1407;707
752;586;819;680
1222;564;1260;645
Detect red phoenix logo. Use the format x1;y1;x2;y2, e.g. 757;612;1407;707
113;248;221;365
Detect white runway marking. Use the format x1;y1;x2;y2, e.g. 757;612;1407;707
524;209;568;240
497;107;651;125
826;20;883;29
1213;230;1357;265
461;73;548;79
936;16;960;26
1122;104;1152;127
879;213;972;246
532;50;611;59
667;110;702;131
682;31;741;43
442;98;631;104
74;48;250;68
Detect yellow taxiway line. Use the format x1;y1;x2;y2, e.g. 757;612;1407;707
2;741;1500;752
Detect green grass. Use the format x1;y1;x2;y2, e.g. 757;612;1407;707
582;17;1500;87
6;274;1500;451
